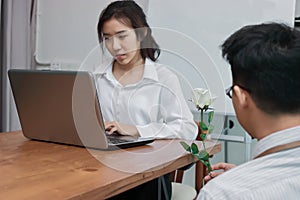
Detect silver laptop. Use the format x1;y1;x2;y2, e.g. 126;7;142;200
8;69;154;150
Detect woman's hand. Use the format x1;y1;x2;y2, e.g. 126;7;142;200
204;162;236;183
104;121;140;137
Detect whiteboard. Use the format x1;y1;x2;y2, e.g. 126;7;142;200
147;0;296;114
35;0;148;66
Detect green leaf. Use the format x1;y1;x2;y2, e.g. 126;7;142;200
200;133;207;140
194;153;202;160
208;111;214;124
202;160;209;166
200;121;208;131
207;162;213;173
198;150;209;161
199;159;207;165
180;141;191;152
204;160;210;167
191;143;199;154
208;124;214;134
199;160;210;168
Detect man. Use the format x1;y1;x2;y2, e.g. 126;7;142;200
197;22;300;199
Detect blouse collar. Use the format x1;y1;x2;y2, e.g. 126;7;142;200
93;58;159;82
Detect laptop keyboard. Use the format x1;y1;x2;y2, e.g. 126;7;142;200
107;136;132;144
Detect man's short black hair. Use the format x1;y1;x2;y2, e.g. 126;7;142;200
222;22;300;114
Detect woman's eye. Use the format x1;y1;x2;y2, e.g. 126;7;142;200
118;34;127;39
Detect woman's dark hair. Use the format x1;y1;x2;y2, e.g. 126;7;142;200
97;0;160;61
222;22;300;114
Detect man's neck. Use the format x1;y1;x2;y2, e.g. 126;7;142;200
254;113;300;140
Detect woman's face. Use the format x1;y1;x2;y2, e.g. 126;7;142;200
102;18;141;66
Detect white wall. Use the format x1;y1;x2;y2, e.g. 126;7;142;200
296;0;300;17
147;0;296;114
2;0;33;132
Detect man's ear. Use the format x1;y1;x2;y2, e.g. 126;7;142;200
234;86;250;108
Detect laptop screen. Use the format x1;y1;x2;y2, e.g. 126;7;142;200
8;69;154;150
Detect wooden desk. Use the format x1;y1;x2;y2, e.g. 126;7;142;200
0;131;221;200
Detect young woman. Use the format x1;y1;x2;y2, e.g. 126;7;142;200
95;1;198;199
95;0;197;140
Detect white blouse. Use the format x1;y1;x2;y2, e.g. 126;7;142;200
93;59;198;140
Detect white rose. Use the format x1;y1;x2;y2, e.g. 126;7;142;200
191;88;216;110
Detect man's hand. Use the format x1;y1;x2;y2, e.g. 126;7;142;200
104;121;140;137
204;162;236;183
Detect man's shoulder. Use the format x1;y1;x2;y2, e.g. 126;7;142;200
199;152;300;199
